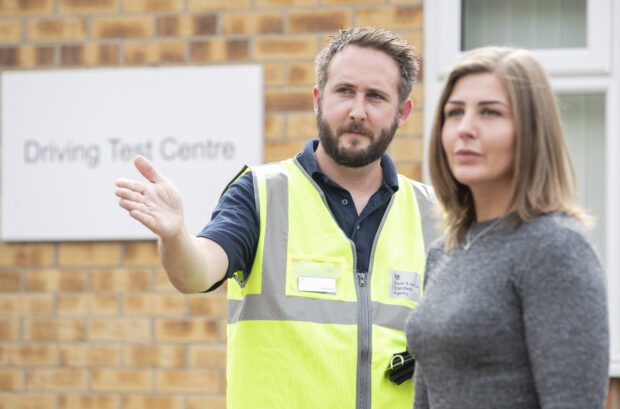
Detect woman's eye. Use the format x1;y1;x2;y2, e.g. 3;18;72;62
481;108;501;116
445;108;462;117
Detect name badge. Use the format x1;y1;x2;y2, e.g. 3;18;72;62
298;276;337;294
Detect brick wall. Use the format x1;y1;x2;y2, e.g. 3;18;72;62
0;1;617;408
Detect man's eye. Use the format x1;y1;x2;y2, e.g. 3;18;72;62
337;87;353;94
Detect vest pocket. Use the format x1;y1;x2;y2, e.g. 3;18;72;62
286;255;346;301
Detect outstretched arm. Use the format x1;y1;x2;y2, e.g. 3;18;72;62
115;155;228;293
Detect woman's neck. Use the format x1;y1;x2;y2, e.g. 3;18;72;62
470;182;512;222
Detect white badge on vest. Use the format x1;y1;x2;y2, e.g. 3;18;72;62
298;276;337;294
390;269;421;301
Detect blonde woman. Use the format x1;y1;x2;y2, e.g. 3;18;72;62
406;47;609;408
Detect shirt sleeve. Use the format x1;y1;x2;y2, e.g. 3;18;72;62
198;171;259;291
515;227;609;408
413;364;429;409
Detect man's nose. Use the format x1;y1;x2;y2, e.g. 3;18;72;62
349;95;367;121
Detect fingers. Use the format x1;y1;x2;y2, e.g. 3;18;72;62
128;209;157;232
134;155;163;184
115;179;146;195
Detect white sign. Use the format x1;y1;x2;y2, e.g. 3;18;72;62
1;66;263;241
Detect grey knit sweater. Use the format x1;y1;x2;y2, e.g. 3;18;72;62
406;212;609;409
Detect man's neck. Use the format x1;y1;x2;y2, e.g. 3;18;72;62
315;144;384;214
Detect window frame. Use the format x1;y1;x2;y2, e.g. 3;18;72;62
423;0;620;376
432;0;612;76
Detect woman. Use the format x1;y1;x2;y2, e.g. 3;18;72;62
406;47;609;408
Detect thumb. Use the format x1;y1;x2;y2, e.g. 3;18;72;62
134;155;163;183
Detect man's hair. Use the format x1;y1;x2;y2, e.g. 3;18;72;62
315;27;420;103
428;46;591;250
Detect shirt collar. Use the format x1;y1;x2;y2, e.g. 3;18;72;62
295;139;400;192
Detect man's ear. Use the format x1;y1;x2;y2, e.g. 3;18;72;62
313;86;320;115
397;98;413;127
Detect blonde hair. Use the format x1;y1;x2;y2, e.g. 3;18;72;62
428;46;591;250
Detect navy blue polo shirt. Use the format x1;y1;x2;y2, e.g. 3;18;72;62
199;139;400;292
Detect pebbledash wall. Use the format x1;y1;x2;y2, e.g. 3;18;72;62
0;1;616;409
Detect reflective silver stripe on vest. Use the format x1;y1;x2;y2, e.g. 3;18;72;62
410;180;440;251
229;295;358;324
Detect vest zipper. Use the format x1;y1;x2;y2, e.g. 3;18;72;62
356;270;371;409
357;271;367;287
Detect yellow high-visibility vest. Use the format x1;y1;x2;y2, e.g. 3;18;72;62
226;158;438;409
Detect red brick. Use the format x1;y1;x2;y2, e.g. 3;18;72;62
123;395;184;409
89;319;151;342
187;397;225;409
58;294;119;316
265;89;313;112
123;293;185;316
34;45;54;65
125;345;185;368
0;370;23;390
287;113;317;138
193;14;217;35
61;44;82;65
27;369;87;391
190;38;249;62
156;369;219;392
0;20;21;42
92;17;152;39
265;139;306;162
255;0;316;6
356;6;423;29
0;0;53;15
24;319;85;341
0;320;19;341
188;293;226;317
155;319;218;342
222;12;283;35
59;242;121;266
395;163;422;182
0;243;55;266
263;63;284;85
0;295;54;319
399;109;423;135
123;241;159;265
92;268;151;291
91;369;151;392
288;9;349;33
59;0;118;14
59;394;119;409
59;344;120;367
124;0;183;12
288;63;315;85
0;271;20;291
187;344;226;368
9;344;59;366
0;394;56;409
124;41;186;64
189;0;251;10
254;36;317;60
28;18;86;41
26;269;86;292
265;113;285;140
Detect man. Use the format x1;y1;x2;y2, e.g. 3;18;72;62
116;27;439;409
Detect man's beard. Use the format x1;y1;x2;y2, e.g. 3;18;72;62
317;107;399;168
